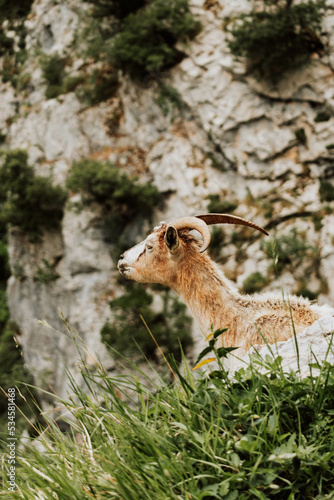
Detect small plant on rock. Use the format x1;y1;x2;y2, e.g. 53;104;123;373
242;271;267;294
35;259;60;284
0;149;67;237
101;284;193;362
40;53;67;99
76;66;118;105
319;179;334;202
155;83;186;117
0;0;34;23
294;128;307;145
314;111;331;123
82;0;146;20
66;158;162;240
207;194;238;214
227;0;326;81
110;0;201;78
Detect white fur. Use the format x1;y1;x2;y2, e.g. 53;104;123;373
123;241;145;265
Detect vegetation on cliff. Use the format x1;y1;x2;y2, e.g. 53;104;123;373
101;284;193;362
110;0;201;78
0;150;67;238
227;0;326;81
66;158;162;240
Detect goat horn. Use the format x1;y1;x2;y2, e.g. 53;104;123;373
196;213;269;241
168;216;211;253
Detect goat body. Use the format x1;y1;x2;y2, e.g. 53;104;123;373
118;216;333;355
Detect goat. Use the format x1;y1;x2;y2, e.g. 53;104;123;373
118;214;333;356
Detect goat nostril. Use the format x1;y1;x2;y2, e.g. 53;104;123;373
119;253;125;260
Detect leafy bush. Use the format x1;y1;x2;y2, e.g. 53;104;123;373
207;194;238;214
207;227;227;263
40;54;118;103
314;111;331;123
6;328;334;498
110;0;201;78
1;50;30;91
242;271;267;294
76;66;118;105
101;284;193;361
35;259;59;284
294;127;307;145
0;27;14;57
296;284;319;301
265;229;323;286
227;0;326;81
66;158;161;239
319;179;334;202
83;0;146;19
0;0;33;23
0;2;31;90
0;149;67;237
155;83;186;116
0;290;9;331
40;54;67;99
0;239;10;285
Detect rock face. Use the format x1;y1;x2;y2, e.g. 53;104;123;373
1;0;334;404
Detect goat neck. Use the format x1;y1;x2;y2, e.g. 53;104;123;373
173;251;244;346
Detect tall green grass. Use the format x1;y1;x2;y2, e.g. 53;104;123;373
1;321;334;499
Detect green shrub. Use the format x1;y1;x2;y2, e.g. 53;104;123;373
41;54;116;102
0;239;10;285
110;0;201;78
0;3;30;89
296;285;319;301
62;74;85;93
319;179;334;203
265;229;318;276
75;16;116;62
242;271;267;294
0;149;67;237
1;49;30;90
207;194;237;214
0;290;9;331
206;227;227;264
40;54;67;99
0;27;14;56
314;111;331;123
83;0;146;19
0;0;33;22
227;0;326;81
101;284;193;361
155;83;186;116
294;127;307;145
66;158;161;239
35;259;59;284
76;66;118;105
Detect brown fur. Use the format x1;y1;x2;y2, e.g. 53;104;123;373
119;225;333;357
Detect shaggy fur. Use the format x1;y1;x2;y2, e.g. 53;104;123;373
118;223;333;356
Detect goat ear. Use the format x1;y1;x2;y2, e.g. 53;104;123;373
165;225;179;253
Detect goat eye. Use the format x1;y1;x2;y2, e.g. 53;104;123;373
146;244;153;251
